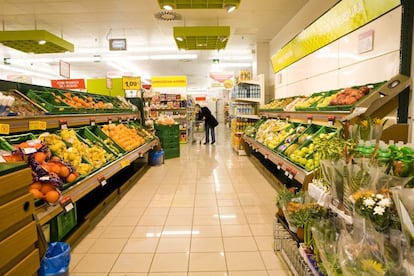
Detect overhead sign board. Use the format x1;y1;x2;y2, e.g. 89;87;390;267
122;76;141;90
51;79;85;89
151;76;187;88
270;0;400;73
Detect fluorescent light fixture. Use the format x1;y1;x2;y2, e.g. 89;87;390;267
175;36;184;42
149;54;198;60
217;62;252;67
225;4;237;13
0;64;59;79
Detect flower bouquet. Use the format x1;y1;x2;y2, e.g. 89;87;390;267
352;189;399;232
338;217;410;275
391;186;414;245
311;218;343;276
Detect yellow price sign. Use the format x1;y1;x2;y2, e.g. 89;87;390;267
122;76;141;90
0;124;10;135
120;159;131;168
29;121;47;130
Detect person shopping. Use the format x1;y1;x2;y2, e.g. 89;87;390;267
195;104;218;144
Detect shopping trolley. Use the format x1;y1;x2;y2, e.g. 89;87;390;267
191;120;205;144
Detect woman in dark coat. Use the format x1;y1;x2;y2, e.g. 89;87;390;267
195;104;218;144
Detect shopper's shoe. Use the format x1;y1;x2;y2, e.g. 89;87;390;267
203;141;209;145
211;141;215;144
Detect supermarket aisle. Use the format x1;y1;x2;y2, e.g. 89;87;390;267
70;125;291;276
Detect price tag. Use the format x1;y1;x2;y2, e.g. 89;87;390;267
108;117;113;124
98;175;107;187
118;117;123;123
0;124;10;135
22;147;37;154
59;195;74;213
39;175;50;181
29;121;47;130
286;116;290;123
277;164;281;170
127;117;131;122
307;116;312;125
288;174;294;180
264;154;268;159
59;120;68;130
120;159;131;168
90;117;96;126
284;170;289;176
328;116;335;126
122;76;141;90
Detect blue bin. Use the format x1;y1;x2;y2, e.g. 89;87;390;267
149;150;164;166
38;242;71;276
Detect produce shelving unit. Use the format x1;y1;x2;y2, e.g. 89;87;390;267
243;74;411;188
243;135;314;185
0;113;139;134
253;74;412;276
0;83;161;244
35;138;158;225
230;74;265;155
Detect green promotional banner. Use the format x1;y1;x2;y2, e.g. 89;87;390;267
271;0;401;73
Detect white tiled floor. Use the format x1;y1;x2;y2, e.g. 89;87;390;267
70;125;291;275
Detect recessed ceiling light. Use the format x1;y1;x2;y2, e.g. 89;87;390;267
163;4;174;10
225;4;236;13
176;36;184;42
38;40;47;45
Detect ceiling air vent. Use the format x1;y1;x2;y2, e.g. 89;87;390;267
154;10;182;21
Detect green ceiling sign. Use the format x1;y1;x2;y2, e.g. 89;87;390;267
271;0;401;73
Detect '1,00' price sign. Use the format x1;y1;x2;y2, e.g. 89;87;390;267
122;76;141;90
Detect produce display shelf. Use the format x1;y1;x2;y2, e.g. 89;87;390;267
259;74;411;126
232;97;262;103
243;135;313;185
35;138;158;225
0;113;139;134
236;114;260;120
259;110;349;127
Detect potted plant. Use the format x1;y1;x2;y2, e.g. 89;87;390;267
275;186;296;218
289;206;312;241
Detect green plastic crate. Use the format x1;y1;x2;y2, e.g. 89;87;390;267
50;204;77;241
88;125;126;155
160;135;180;148
75;127;120;158
155;124;180;139
164;147;180;159
27;89;80;114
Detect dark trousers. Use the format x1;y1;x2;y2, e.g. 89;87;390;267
205;124;215;143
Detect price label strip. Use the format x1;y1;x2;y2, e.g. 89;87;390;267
59;195;75;213
29;121;47;130
0;124;10;135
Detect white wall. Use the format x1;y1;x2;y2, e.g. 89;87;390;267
272;7;402;99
